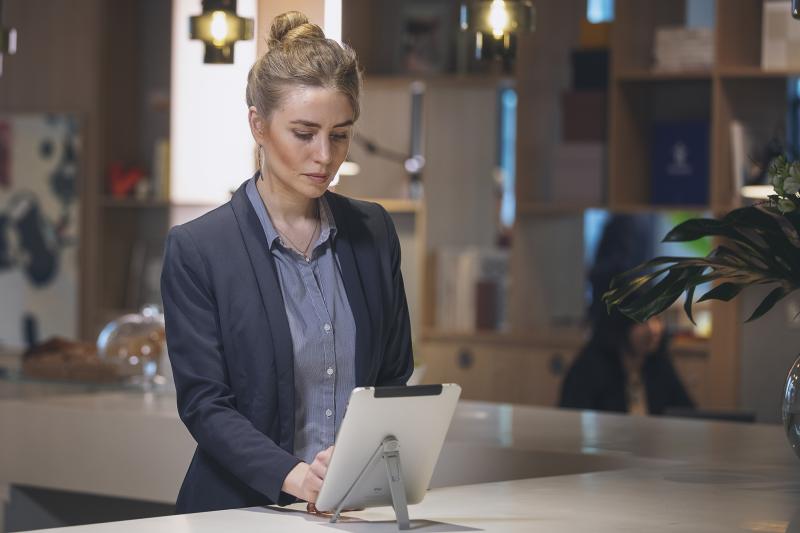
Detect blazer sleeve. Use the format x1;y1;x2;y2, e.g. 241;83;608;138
161;225;301;503
375;207;414;387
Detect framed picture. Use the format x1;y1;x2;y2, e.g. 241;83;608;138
0;114;81;347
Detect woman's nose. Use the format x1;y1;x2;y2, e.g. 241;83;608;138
314;138;332;165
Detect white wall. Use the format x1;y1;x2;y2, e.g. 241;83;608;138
170;0;257;206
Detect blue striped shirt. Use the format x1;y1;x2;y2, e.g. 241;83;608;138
246;178;356;464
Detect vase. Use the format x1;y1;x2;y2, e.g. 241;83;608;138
782;355;800;459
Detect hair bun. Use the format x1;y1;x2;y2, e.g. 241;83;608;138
268;11;326;50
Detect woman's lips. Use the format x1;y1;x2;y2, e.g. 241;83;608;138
304;173;329;183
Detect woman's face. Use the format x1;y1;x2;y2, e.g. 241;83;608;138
249;86;354;199
627;316;665;359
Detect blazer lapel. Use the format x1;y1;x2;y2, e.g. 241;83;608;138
325;192;376;386
230;180;295;451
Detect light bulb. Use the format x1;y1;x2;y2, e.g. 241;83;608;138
488;0;510;38
210;11;229;46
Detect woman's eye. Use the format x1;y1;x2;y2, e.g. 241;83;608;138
331;133;349;142
293;131;314;141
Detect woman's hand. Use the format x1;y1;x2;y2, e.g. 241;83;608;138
282;446;334;503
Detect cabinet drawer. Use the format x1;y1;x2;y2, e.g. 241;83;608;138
419;340;577;407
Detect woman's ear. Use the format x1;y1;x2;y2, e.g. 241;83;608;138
248;106;266;145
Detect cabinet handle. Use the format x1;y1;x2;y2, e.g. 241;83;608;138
457;348;474;369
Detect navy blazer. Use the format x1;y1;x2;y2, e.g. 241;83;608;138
161;180;414;514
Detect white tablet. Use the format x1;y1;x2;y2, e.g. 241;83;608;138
315;383;461;513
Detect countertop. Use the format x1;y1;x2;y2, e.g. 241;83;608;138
2;389;799;532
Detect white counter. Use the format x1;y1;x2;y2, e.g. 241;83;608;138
1;389;798;532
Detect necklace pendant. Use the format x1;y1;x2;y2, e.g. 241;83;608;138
305;256;310;263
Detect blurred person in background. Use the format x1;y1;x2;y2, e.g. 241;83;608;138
560;215;694;415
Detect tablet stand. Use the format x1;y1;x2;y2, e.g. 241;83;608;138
330;435;410;530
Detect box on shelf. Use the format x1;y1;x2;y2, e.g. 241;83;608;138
650;120;710;205
579;19;611;49
653;26;713;71
571;49;609;90
562;90;607;142
550;142;605;204
762;0;800;70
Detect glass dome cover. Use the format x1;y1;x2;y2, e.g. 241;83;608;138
96;304;166;386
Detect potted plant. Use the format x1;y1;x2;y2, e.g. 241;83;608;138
603;155;800;456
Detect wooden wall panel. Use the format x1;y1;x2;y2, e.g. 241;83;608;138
0;0;106;341
514;0;584;204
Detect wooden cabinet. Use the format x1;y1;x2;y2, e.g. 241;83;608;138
421;335;712;409
419;334;581;407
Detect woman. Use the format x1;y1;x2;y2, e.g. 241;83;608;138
161;12;413;514
559;215;694;415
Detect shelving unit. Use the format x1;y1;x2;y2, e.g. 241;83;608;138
419;0;792;410
605;0;797;410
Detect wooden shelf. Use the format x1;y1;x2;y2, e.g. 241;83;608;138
609;203;710;214
615;69;713;82
421;327;587;349
364;73;514;89
100;197;170;209
516;202;603;216
716;66;800;79
422;328;708;356
517;203;710;215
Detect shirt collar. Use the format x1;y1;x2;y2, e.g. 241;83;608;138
245;176;337;251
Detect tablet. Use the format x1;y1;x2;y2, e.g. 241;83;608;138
314;383;461;513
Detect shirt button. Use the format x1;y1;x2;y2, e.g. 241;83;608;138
327;367;334;376
325;409;333;418
323;323;332;332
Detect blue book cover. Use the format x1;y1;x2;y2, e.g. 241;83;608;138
650;121;710;205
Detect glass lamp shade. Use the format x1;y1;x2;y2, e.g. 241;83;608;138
461;1;535;37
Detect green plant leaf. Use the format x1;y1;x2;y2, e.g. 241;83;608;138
663;218;730;242
697;282;744;303
618;268;700;323
684;284;696;325
745;286;792;322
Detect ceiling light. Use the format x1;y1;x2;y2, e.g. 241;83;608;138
461;0;535;62
190;0;253;64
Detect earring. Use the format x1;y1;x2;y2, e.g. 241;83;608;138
256;145;264;178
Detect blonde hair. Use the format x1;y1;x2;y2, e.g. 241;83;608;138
246;11;362;121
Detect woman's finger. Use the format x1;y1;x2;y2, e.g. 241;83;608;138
310;459;327;480
317;446;334;466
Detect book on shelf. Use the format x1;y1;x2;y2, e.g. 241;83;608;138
650;120;710;205
434;246;509;333
151;138;170;201
729;119;784;199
